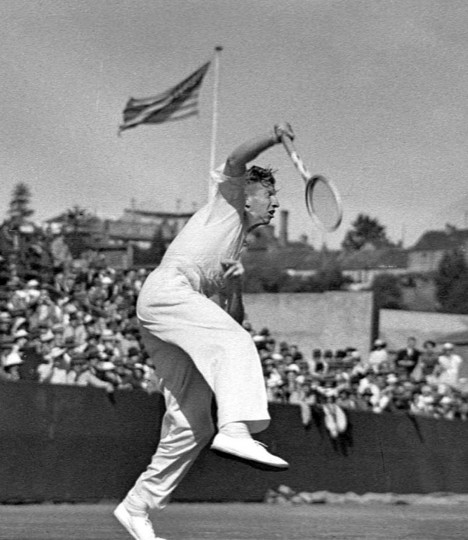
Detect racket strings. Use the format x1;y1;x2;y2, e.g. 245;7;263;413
306;176;343;232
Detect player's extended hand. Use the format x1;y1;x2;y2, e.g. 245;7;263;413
274;122;294;142
221;259;245;280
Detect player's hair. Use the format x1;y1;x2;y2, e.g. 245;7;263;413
247;165;276;187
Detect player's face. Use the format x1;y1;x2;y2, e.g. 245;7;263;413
245;183;279;226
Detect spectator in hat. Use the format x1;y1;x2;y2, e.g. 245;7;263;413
0;311;12;336
336;388;356;410
118;328;140;357
284;363;301;402
2;352;23;381
34;289;59;326
355;387;373;411
51;323;66;347
38;346;69;384
366;339;389;374
0;336;16;381
9;287;29;313
128;364;147;391
100;329;122;362
114;360;136;391
3;329;29;378
125;346;141;367
412;340;438;382
25;279;41;305
94;357;120;389
40;329;55;349
263;359;283;402
63;335;82;356
395;337;421;378
434;343;463;389
289;344;302;362
309;348;330;376
411;384;437;417
18;329;43;381
63;311;87;346
66;352;113;392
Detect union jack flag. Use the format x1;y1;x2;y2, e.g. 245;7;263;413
119;61;211;133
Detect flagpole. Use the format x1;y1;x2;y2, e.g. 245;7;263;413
209;46;223;173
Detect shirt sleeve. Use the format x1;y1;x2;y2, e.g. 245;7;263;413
208;163;247;202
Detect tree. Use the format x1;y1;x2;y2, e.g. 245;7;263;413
62;206;98;258
8;183;34;226
315;259;349;291
342;214;395;252
372;274;404;310
434;248;468;313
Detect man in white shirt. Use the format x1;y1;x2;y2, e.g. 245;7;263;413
435;343;463;388
114;123;293;540
367;339;389;373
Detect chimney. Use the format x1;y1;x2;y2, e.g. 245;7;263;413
279;209;289;246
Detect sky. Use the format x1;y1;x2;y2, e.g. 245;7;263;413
1;0;468;249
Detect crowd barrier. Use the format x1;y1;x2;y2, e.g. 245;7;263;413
1;380;467;503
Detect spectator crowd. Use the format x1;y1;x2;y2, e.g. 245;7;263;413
253;328;468;426
0;265;159;394
1;262;467;427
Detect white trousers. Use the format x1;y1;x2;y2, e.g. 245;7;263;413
127;270;270;510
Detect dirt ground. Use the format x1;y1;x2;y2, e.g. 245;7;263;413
1;502;468;540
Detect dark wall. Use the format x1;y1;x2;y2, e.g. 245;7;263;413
0;381;467;503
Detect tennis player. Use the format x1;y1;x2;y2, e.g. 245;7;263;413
114;122;294;540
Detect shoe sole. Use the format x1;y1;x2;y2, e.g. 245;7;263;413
211;445;289;471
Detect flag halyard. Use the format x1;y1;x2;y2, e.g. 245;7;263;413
119;61;210;133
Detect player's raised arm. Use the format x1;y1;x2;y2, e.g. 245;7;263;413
223;122;294;177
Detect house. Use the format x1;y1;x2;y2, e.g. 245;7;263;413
44;207;194;249
43;206;195;268
338;247;408;287
408;225;468;273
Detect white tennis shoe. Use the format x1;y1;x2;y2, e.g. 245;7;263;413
114;502;166;540
211;433;289;469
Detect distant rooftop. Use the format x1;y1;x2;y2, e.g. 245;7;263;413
123;208;194;219
411;227;468;251
339;248;408;271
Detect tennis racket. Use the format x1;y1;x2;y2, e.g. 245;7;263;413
280;134;343;232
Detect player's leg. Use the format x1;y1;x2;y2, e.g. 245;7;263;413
138;290;288;469
115;332;215;540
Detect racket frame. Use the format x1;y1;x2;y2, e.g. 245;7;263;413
280;134;343;232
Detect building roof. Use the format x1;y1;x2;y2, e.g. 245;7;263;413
122;208;193;219
244;243;408;273
242;245;324;272
411;228;468;252
338;248;408;271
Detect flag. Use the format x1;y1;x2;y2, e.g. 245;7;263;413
119;61;211;133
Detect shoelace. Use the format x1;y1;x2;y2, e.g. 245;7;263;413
253;440;268;449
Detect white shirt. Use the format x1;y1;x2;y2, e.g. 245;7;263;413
437;353;463;387
157;165;247;297
368;349;389;371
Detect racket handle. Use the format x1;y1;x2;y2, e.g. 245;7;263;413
280;134;312;182
279;133;295;156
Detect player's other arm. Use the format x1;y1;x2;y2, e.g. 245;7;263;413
220;259;245;324
223;123;294;177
